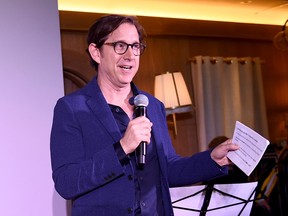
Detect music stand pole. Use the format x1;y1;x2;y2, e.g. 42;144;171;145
200;183;214;216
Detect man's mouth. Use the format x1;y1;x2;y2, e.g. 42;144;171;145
119;65;132;70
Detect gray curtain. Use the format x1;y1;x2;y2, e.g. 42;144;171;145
191;56;269;151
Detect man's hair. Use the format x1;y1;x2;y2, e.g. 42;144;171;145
86;14;146;70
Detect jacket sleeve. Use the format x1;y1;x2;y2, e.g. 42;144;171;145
167;150;228;187
50;98;125;200
151;98;228;187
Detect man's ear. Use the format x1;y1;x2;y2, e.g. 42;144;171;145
88;43;101;64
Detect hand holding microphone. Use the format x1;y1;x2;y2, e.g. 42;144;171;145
120;94;152;165
133;94;149;165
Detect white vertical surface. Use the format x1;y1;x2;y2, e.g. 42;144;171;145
0;0;66;215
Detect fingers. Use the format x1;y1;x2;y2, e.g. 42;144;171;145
120;116;153;154
219;139;239;151
130;116;153;142
225;139;240;151
211;138;239;166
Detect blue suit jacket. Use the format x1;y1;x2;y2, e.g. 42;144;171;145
50;77;227;216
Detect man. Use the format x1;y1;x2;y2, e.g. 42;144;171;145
50;14;239;216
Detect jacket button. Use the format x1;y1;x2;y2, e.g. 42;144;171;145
128;174;133;180
127;207;133;214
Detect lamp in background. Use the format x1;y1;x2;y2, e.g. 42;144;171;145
154;71;193;135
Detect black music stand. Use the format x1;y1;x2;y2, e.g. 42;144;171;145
170;182;258;216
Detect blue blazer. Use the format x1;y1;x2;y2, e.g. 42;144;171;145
50;77;226;216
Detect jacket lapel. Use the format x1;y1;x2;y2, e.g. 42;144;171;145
84;77;122;143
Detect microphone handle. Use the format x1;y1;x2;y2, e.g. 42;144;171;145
134;106;147;165
137;141;147;165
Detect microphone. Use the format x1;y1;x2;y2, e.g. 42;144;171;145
133;94;149;166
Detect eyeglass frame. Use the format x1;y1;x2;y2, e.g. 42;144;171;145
103;41;146;56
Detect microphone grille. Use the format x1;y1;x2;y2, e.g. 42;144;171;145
134;94;149;107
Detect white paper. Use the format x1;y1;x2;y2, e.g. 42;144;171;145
227;121;270;176
170;182;258;216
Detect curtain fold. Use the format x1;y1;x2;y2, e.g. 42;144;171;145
191;56;269;151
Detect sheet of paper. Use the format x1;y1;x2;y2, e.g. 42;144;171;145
227;121;270;176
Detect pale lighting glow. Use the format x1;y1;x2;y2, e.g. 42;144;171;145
154;72;192;109
58;0;288;25
154;71;192;135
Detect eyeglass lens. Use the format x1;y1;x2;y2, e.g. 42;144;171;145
114;42;145;56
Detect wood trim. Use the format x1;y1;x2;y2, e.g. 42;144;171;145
59;10;282;41
63;67;89;88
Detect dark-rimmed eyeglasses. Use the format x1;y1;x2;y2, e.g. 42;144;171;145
103;41;146;56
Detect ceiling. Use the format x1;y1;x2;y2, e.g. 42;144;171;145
58;0;288;26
